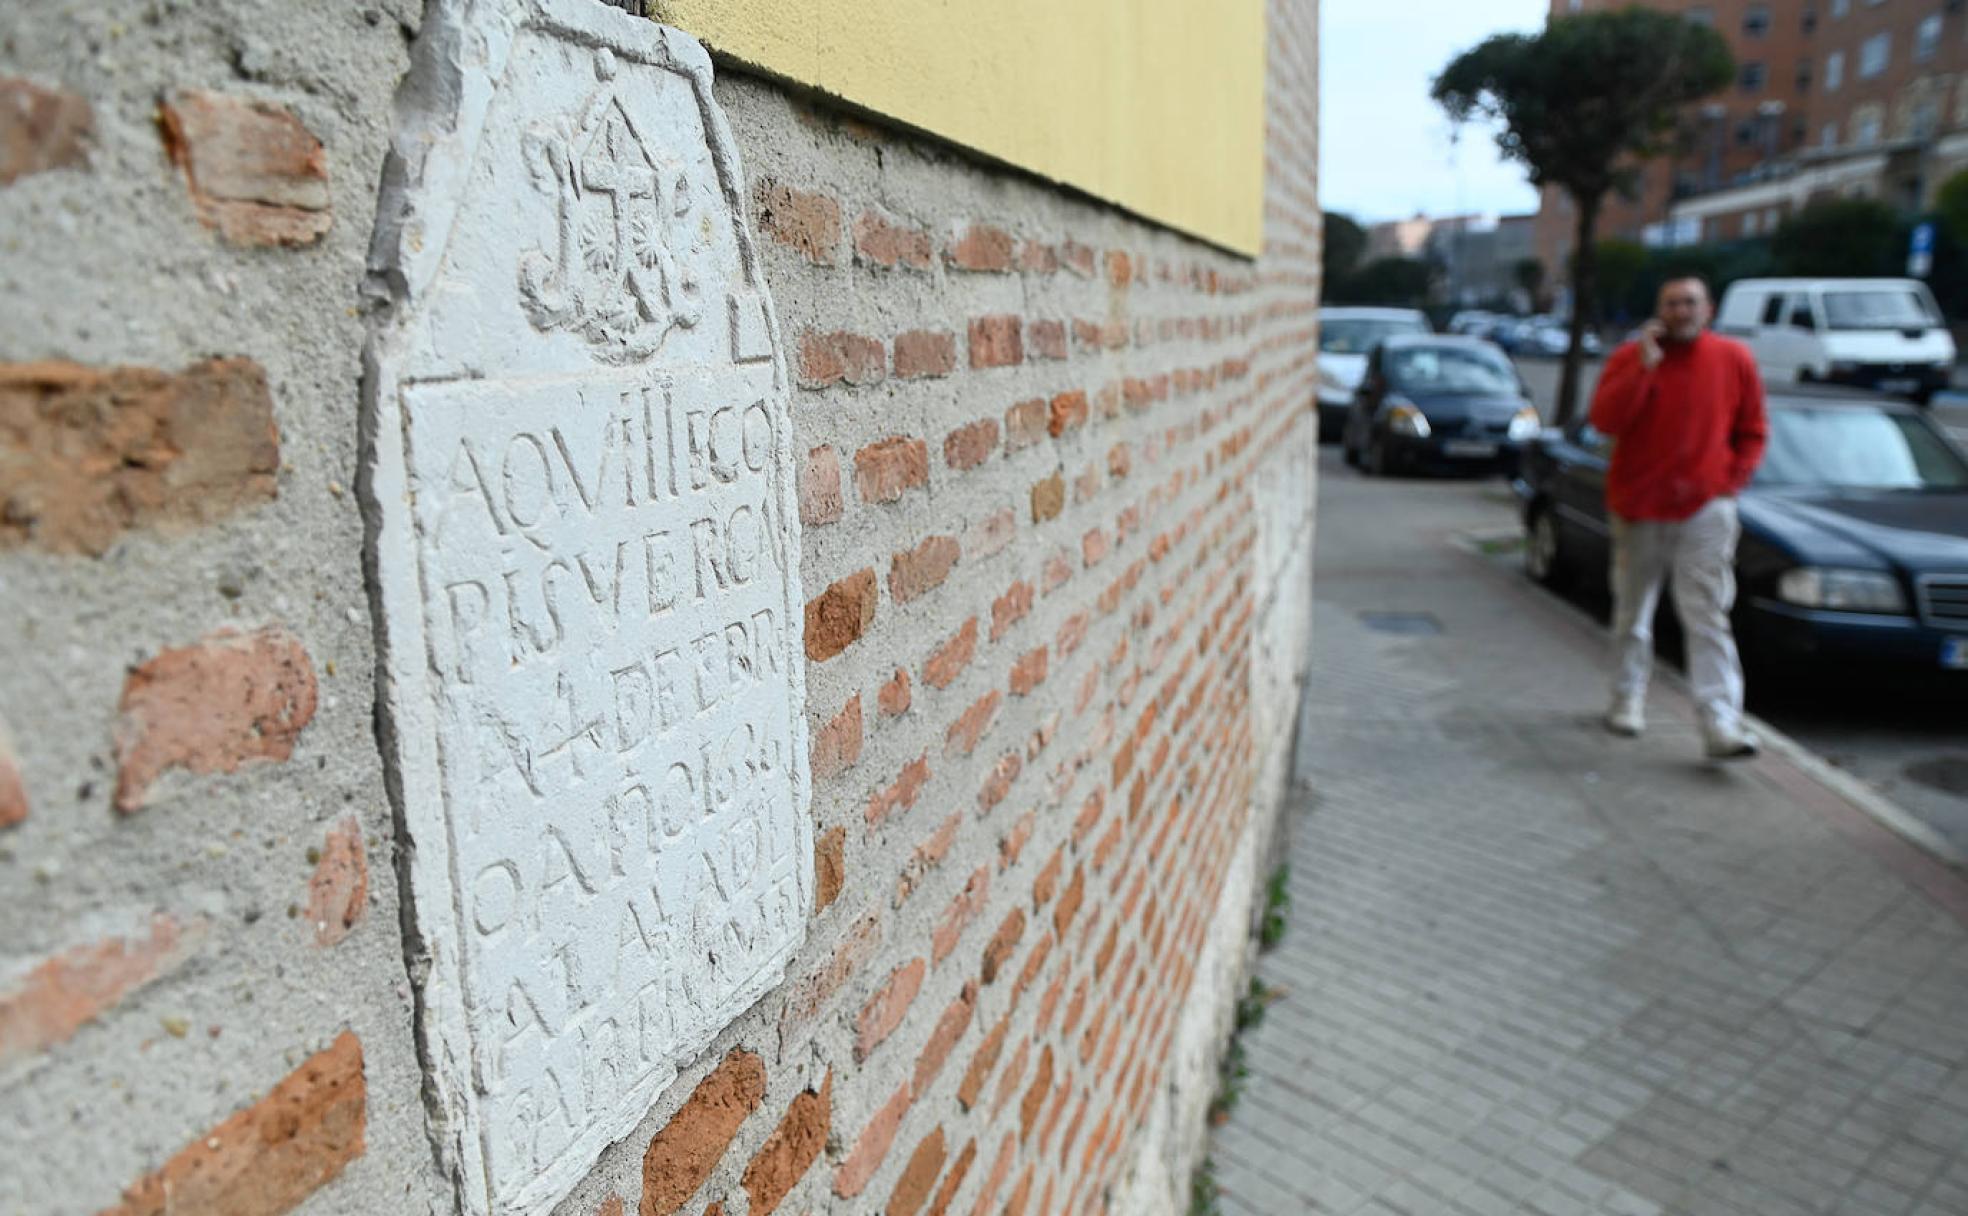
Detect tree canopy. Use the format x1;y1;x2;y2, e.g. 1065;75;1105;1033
1323;211;1368;287
1771;199;1903;277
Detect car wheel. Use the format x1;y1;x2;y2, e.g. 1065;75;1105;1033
1342;428;1362;468
1525;505;1566;587
1367;436;1392;477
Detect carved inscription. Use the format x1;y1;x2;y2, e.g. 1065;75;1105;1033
364;10;806;1214
407;371;800;1196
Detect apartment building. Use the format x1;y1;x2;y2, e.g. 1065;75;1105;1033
1535;0;1968;278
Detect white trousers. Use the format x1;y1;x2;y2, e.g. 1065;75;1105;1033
1609;497;1746;735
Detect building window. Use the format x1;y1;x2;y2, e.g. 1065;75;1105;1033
1803;6;1818;33
1686;5;1714;25
1796;58;1813;91
1831;0;1849;17
1821;120;1839;147
1917;14;1942;62
1826;50;1844;90
1745;211;1763;238
1860;32;1889;78
1744;4;1771;36
1740;61;1766;91
1765;207;1782;231
1856;109;1883;145
1914;99;1940;139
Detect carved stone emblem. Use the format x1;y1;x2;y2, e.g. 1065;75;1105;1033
517;54;705;360
361;6;807;1215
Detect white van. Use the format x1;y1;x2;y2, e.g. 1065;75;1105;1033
1715;278;1955;402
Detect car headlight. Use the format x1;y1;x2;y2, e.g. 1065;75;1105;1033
1385;402;1430;438
1506;407;1541;441
1776;567;1907;613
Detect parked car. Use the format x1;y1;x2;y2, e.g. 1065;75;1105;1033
1317;307;1431;440
1516;318;1603;359
1715;277;1955;403
1517;385;1968;680
1447;309;1499;336
1341;334;1543;476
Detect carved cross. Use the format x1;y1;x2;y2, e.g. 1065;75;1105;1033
579;108;656;281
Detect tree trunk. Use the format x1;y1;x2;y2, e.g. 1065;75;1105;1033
1555;192;1603;427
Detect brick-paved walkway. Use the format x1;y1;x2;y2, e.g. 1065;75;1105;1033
1209;455;1968;1216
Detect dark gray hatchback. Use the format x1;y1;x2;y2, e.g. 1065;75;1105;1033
1341;334;1543;477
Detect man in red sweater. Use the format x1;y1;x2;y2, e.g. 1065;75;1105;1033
1588;276;1769;759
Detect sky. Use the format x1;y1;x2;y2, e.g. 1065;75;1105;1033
1320;0;1549;224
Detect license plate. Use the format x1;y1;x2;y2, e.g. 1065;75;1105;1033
1880;378;1918;394
1443;439;1498;458
1944;637;1968;670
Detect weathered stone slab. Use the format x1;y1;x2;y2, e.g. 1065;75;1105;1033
361;6;808;1213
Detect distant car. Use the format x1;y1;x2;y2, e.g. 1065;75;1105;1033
1447;310;1499;336
1515;318;1604;359
1716;277;1955;403
1340;334;1543;476
1517;386;1968;680
1317;307;1431;440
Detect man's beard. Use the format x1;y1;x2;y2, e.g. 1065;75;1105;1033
1666;321;1704;342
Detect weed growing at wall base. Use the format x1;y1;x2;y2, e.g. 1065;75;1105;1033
1259;863;1290;951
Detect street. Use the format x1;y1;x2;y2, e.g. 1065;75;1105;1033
1208;446;1968;1216
1515;356;1968;858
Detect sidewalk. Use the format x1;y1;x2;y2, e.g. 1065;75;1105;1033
1208;458;1968;1216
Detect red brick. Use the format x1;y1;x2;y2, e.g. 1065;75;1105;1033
113;626;315;812
799;445;843;526
928;1138;977;1216
867;753;932;827
923;618;978;690
1033;848;1064;909
969;316;1023;368
977;751;1021;814
1004;397;1048;451
990;580;1034;642
1;77;92;186
855;211;934;269
1027;318;1068;361
781;914;880;1033
0;725;25;829
1072;319;1103;351
157;90;330;246
1030;471;1064;523
307;816;366;947
1108;442;1133;479
742;1071;832;1216
965;508;1017;561
1048;390;1089;438
1004;1166;1035;1216
893;330;958;379
855;437;929;504
946;223;1015;272
1056;612;1088;656
804;569;878;662
1061;240;1096;277
972;1133;1017;1215
1009;647;1049;696
1082;526;1110;568
811;694;863;782
957;1016;1009;1112
103;1031;363;1216
1013;930;1053;1000
1073;463;1102;503
999;810;1037;869
1105;250;1133;288
943;418;999;470
887;1126;947;1216
890;534;960;603
755;179;840;265
814;825;847;913
834;1079;912;1198
914;981;979;1094
879;667;912;718
638;1049;767;1215
1019;1046;1055;1140
797;330;886;390
980;906;1025;984
899;810;964;905
1054;865;1086;936
1018;241;1059;274
0;914;201;1066
1;359;279;556
856;958;927;1061
1043;551;1073;593
932;864;991;966
945;689;1001;758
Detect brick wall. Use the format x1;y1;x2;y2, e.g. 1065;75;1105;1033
0;1;1319;1213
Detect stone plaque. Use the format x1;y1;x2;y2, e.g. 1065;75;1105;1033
361;5;808;1213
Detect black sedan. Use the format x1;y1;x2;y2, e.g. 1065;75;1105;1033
1342;334;1544;476
1517;386;1968;680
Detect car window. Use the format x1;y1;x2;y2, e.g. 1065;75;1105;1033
1756;405;1968;489
1760;295;1784;326
1383;346;1519;395
1320;317;1429;354
1821;289;1941;330
1788;298;1815;330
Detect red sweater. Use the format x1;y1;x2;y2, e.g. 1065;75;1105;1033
1588;331;1769;522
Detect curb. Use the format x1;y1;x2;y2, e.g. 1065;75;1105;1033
1451;525;1966;871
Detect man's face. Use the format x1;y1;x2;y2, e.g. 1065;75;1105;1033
1656;279;1712;342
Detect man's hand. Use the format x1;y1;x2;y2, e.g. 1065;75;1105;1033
1637;320;1666;371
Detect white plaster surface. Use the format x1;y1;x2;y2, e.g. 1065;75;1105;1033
362;6;808;1213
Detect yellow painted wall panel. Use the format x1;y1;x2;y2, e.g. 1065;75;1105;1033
654;0;1268;255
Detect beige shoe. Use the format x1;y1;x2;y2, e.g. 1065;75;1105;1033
1605;696;1646;738
1703;723;1760;761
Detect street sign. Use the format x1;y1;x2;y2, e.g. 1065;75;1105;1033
1910;221;1936;278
